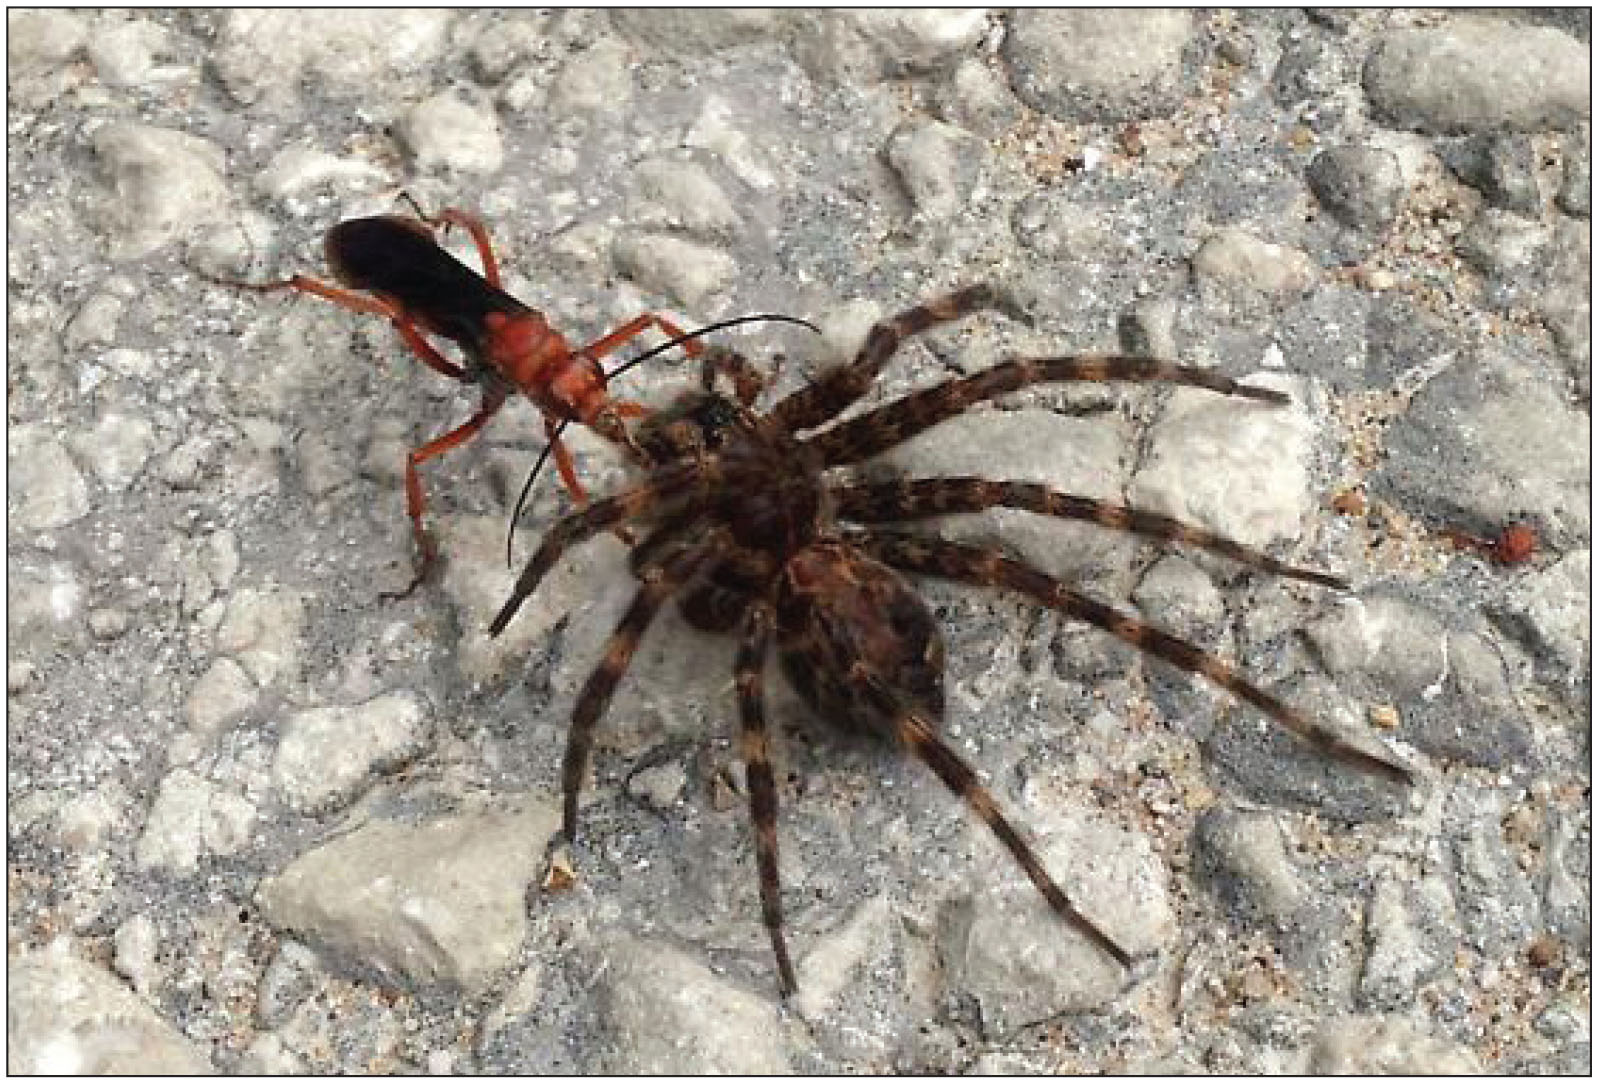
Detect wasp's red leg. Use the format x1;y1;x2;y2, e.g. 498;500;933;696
581;313;707;364
383;385;512;598
425;207;503;288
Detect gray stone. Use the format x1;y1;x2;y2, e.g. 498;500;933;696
1192;808;1306;928
1002;10;1193;124
1372;344;1588;542
630;156;743;241
273;693;431;813
400;92;503;175
940;811;1169;1037
1191;230;1316;303
134;769;257;873
184;658;258;737
91;124;229;259
1358;874;1445;1009
9;424;91;534
8;938;213;1073
1126;374;1316;550
596;937;791;1073
1310;1013;1482;1073
212;11;451;108
257;801;558;994
1457;209;1552;280
611;232;735;312
68;412;155;493
1443;134;1544;216
216;587;306;689
1364;23;1590;134
885;120;985;222
1307;145;1406;230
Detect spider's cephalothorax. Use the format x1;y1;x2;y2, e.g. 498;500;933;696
492;285;1414;997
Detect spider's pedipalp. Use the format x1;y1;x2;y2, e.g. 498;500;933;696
734;599;798;997
850;669;1133;968
855;530;1414;788
834;477;1348;589
810;355;1287;466
771;284;1005;434
491;461;714;637
560;531;725;841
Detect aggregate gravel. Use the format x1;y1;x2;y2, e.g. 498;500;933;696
7;9;1589;1074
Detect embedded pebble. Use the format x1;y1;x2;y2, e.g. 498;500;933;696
1493;550;1591;684
1363;23;1590;134
8;10;86;69
1126;374;1313;549
272;692;431;813
940;811;1169;1038
7;938;213;1074
1456;209;1552;279
1306;145;1406;230
63;292;125;350
595;937;791;1073
611;232;735;311
134;769;257;872
212;10;450;107
1191;230;1317;301
939;57;1024;139
629;156;742;240
844;9;991;75
255;145;389;200
400;92;503;175
1309;1013;1482;1073
885;119;985;221
547;37;633;116
216;587;306;688
9;424;91;533
1306;594;1529;770
257;801;558;993
1372;343;1589;540
67;412;155;493
8;557;87;651
1002;10;1193;123
54;788;127;850
84;16;170;88
1192;808;1305;928
112;913;161;995
184;657;259;736
91;124;229;259
1118;296;1180;360
1131;556;1227;641
1443;134;1544;217
625;759;687;813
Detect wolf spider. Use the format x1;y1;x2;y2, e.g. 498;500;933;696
490;284;1414;997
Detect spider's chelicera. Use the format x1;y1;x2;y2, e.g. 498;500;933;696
490;284;1414;997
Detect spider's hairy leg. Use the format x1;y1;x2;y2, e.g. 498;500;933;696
854;531;1415;788
847;668;1133;968
699;344;769;406
558;531;725;842
810;356;1289;466
490;462;712;637
770;284;1006;433
734;599;798;997
834;478;1347;589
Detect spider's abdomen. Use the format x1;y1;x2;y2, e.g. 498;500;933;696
776;541;945;738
